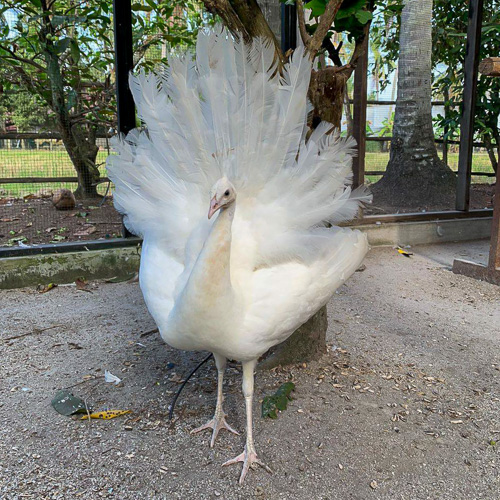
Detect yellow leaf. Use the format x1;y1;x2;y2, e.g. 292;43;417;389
397;247;413;258
81;410;131;420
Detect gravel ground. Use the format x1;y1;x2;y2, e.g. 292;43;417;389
1;242;499;500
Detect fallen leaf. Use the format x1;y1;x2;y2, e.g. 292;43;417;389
74;226;96;236
81;410;131;420
397;247;413;258
37;283;57;293
75;278;91;291
51;234;66;242
105;272;138;283
45;227;57;233
51;390;89;416
262;382;295;419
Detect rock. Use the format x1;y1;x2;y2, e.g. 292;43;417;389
52;189;76;211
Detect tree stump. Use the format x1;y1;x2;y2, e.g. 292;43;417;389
258;306;327;369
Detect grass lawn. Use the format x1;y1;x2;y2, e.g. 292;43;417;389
0;149;110;197
0;148;496;198
364;151;496;184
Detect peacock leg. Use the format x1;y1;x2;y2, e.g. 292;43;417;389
223;359;272;484
191;352;239;447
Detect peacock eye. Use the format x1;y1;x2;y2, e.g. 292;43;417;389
224;190;230;196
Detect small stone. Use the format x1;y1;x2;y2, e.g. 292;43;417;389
338;463;344;470
214;491;221;497
370;480;378;490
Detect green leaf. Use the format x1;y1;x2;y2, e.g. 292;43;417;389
305;0;328;17
53;37;71;55
131;3;153;11
355;10;372;24
261;382;295;419
51;390;89;416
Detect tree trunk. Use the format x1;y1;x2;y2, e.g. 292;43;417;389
372;0;456;208
40;7;100;199
64;125;100;199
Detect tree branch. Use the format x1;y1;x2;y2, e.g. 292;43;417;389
0;44;46;71
296;0;311;48
308;0;343;56
322;38;343;66
201;0;250;40
201;0;284;64
346;20;371;70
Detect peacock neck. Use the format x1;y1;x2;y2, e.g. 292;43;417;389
188;201;236;299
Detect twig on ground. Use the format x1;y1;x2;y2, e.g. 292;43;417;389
2;324;64;342
140;328;159;338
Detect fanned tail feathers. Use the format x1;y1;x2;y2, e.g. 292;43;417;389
107;26;371;254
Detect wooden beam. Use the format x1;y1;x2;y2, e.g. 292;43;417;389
352;34;368;189
456;0;484;211
488;169;500;270
0;177;110;185
478;57;500;76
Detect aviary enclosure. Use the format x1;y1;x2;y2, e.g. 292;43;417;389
0;0;497;257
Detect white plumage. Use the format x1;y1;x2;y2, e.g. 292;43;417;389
107;26;370;483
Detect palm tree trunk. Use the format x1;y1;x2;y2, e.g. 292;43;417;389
372;0;456;208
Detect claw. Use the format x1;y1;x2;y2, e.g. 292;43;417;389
191;414;239;448
223;445;272;484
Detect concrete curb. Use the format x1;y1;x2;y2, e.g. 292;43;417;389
0;217;491;289
353;217;491;247
0;247;140;290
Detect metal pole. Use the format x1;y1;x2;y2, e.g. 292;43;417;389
456;0;484;211
352;34;369;189
113;0;136;237
443;86;449;165
281;3;297;52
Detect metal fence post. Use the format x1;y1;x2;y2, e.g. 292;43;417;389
352;34;369;189
443;86;449;165
456;0;484;211
113;0;135;237
281;3;297;52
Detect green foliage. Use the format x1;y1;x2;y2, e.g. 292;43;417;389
0;92;52;132
0;1;205;129
432;0;500;171
370;0;499;170
261;382;295;419
0;0;206;193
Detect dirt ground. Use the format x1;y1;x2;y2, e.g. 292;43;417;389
0;197;122;247
0;182;495;247
364;183;496;216
1;242;499;499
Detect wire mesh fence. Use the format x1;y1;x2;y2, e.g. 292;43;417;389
0;3;498;249
0;3;206;248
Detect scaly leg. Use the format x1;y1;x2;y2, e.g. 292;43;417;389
223;359;272;484
191;353;239;447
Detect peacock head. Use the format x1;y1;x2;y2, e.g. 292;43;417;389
208;177;236;219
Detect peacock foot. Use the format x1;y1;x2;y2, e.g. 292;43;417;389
191;412;239;448
223;445;272;484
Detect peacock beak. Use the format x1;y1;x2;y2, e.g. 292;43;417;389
208;196;219;219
